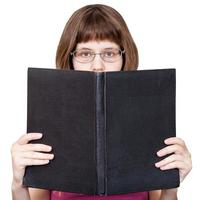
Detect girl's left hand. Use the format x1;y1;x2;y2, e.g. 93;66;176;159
155;137;192;182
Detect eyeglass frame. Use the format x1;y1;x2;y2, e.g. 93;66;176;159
70;48;125;63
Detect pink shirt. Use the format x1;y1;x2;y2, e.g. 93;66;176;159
51;191;148;200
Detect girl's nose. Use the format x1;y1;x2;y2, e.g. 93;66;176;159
91;55;105;72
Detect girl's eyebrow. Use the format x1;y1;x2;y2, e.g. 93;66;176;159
77;47;117;51
103;47;116;50
76;47;91;50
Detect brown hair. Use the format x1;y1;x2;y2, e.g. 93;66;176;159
56;4;138;71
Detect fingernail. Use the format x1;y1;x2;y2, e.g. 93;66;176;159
48;146;52;151
164;138;170;144
37;133;43;137
157;151;161;156
155;163;159;167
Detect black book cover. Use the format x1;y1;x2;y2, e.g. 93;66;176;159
23;68;180;195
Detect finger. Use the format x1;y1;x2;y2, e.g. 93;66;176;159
164;138;191;158
22;151;54;160
159;160;185;170
23;143;52;152
155;154;183;168
18;133;43;145
23;158;51;166
157;144;184;157
164;137;186;147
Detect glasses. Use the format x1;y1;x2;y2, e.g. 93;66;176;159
71;48;125;63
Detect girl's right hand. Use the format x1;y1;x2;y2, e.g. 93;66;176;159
11;133;54;185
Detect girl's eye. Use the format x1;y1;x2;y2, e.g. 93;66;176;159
104;51;114;57
77;51;92;57
103;50;119;57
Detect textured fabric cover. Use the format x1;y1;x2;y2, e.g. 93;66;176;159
23;68;179;195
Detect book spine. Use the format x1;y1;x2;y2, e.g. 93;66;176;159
96;72;106;195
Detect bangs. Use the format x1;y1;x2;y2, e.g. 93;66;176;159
76;9;122;45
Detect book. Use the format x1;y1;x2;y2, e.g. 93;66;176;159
23;67;179;195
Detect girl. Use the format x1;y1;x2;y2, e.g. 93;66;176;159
11;4;192;200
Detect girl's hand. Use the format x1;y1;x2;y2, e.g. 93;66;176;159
11;133;54;185
155;137;192;182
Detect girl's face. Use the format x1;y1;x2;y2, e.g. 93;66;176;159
72;40;123;72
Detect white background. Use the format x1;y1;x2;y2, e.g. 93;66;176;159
0;0;199;199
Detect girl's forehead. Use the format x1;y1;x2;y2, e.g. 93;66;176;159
76;40;120;50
